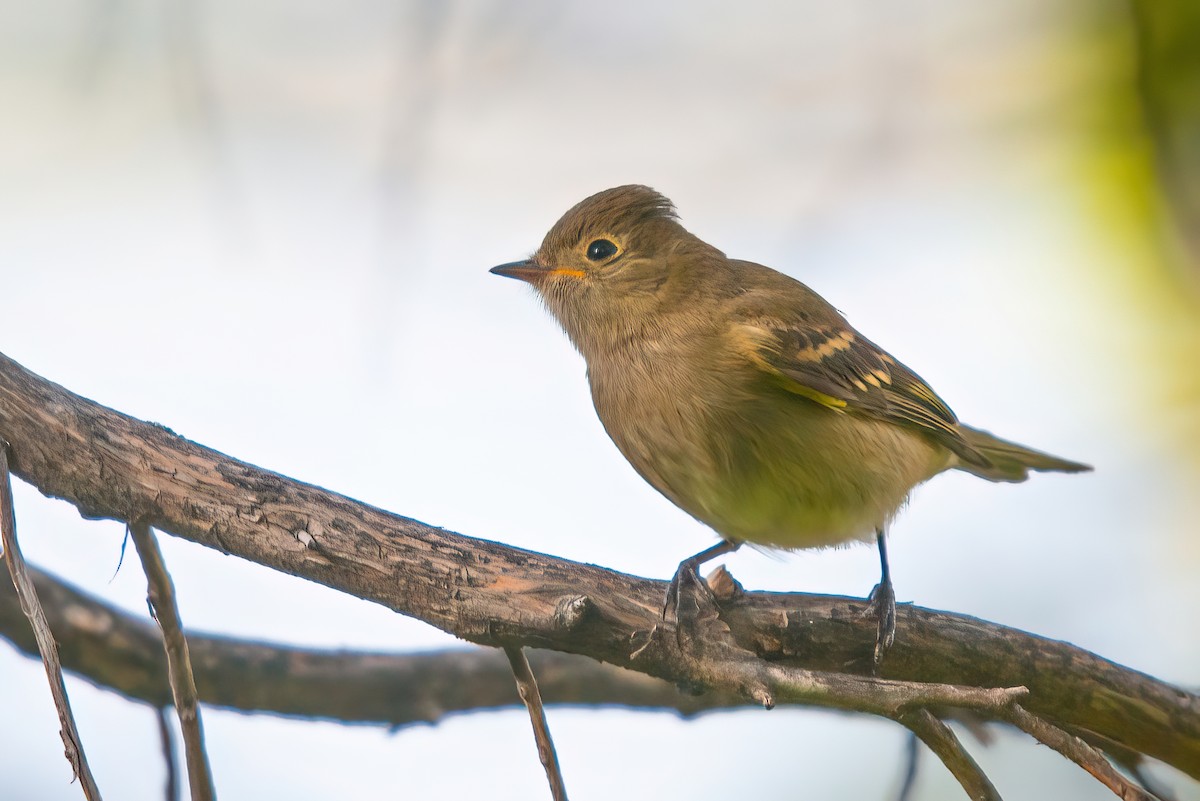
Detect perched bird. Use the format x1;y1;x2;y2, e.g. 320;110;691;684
491;185;1090;663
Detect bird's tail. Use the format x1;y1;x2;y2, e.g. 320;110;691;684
953;424;1092;483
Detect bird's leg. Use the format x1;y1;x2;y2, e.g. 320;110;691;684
630;539;743;674
662;540;741;625
631;540;769;700
864;528;897;667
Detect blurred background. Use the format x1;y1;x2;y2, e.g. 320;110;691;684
2;0;1198;798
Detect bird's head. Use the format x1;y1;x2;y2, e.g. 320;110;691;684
491;185;720;354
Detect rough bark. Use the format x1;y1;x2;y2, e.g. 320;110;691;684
0;564;727;724
1;350;1196;780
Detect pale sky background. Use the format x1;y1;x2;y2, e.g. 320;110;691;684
1;1;1198;800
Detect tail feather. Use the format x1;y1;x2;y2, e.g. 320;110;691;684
954;424;1092;483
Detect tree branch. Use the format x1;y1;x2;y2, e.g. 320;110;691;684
897;709;999;801
505;646;569;801
129;522;215;801
1;562;1184;801
1002;705;1153;801
1;350;1197;788
1;445;104;801
0;562;737;723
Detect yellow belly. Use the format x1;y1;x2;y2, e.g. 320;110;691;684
600;387;952;551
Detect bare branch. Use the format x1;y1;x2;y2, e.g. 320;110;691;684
0;445;103;800
3;563;1189;801
0;563;735;723
1003;704;1154;801
504;646;569;801
129;522;215;801
1;350;1198;791
898;709;1000;801
631;609;1027;719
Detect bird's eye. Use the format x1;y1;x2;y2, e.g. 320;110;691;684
586;239;619;261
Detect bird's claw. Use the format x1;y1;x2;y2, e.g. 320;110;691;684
864;579;897;669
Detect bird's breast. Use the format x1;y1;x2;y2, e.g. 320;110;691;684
584;337;948;550
587;336;737;504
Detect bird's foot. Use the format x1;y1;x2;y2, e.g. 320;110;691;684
663;561;726;648
863;579;897;670
630;564;771;705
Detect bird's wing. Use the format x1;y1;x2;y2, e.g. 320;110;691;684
732;315;990;467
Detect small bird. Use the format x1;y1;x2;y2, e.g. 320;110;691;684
491;185;1090;663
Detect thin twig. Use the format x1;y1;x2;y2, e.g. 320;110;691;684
0;445;103;800
641;617;1029;718
636;569;1029;717
156;706;180;801
898;709;1001;801
504;645;569;801
2;350;1199;788
130;522;215;801
1003;704;1153;801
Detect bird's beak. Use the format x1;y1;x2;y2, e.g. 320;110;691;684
490;260;584;283
489;259;553;283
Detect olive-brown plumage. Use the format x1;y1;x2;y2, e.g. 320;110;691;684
491;185;1090;661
